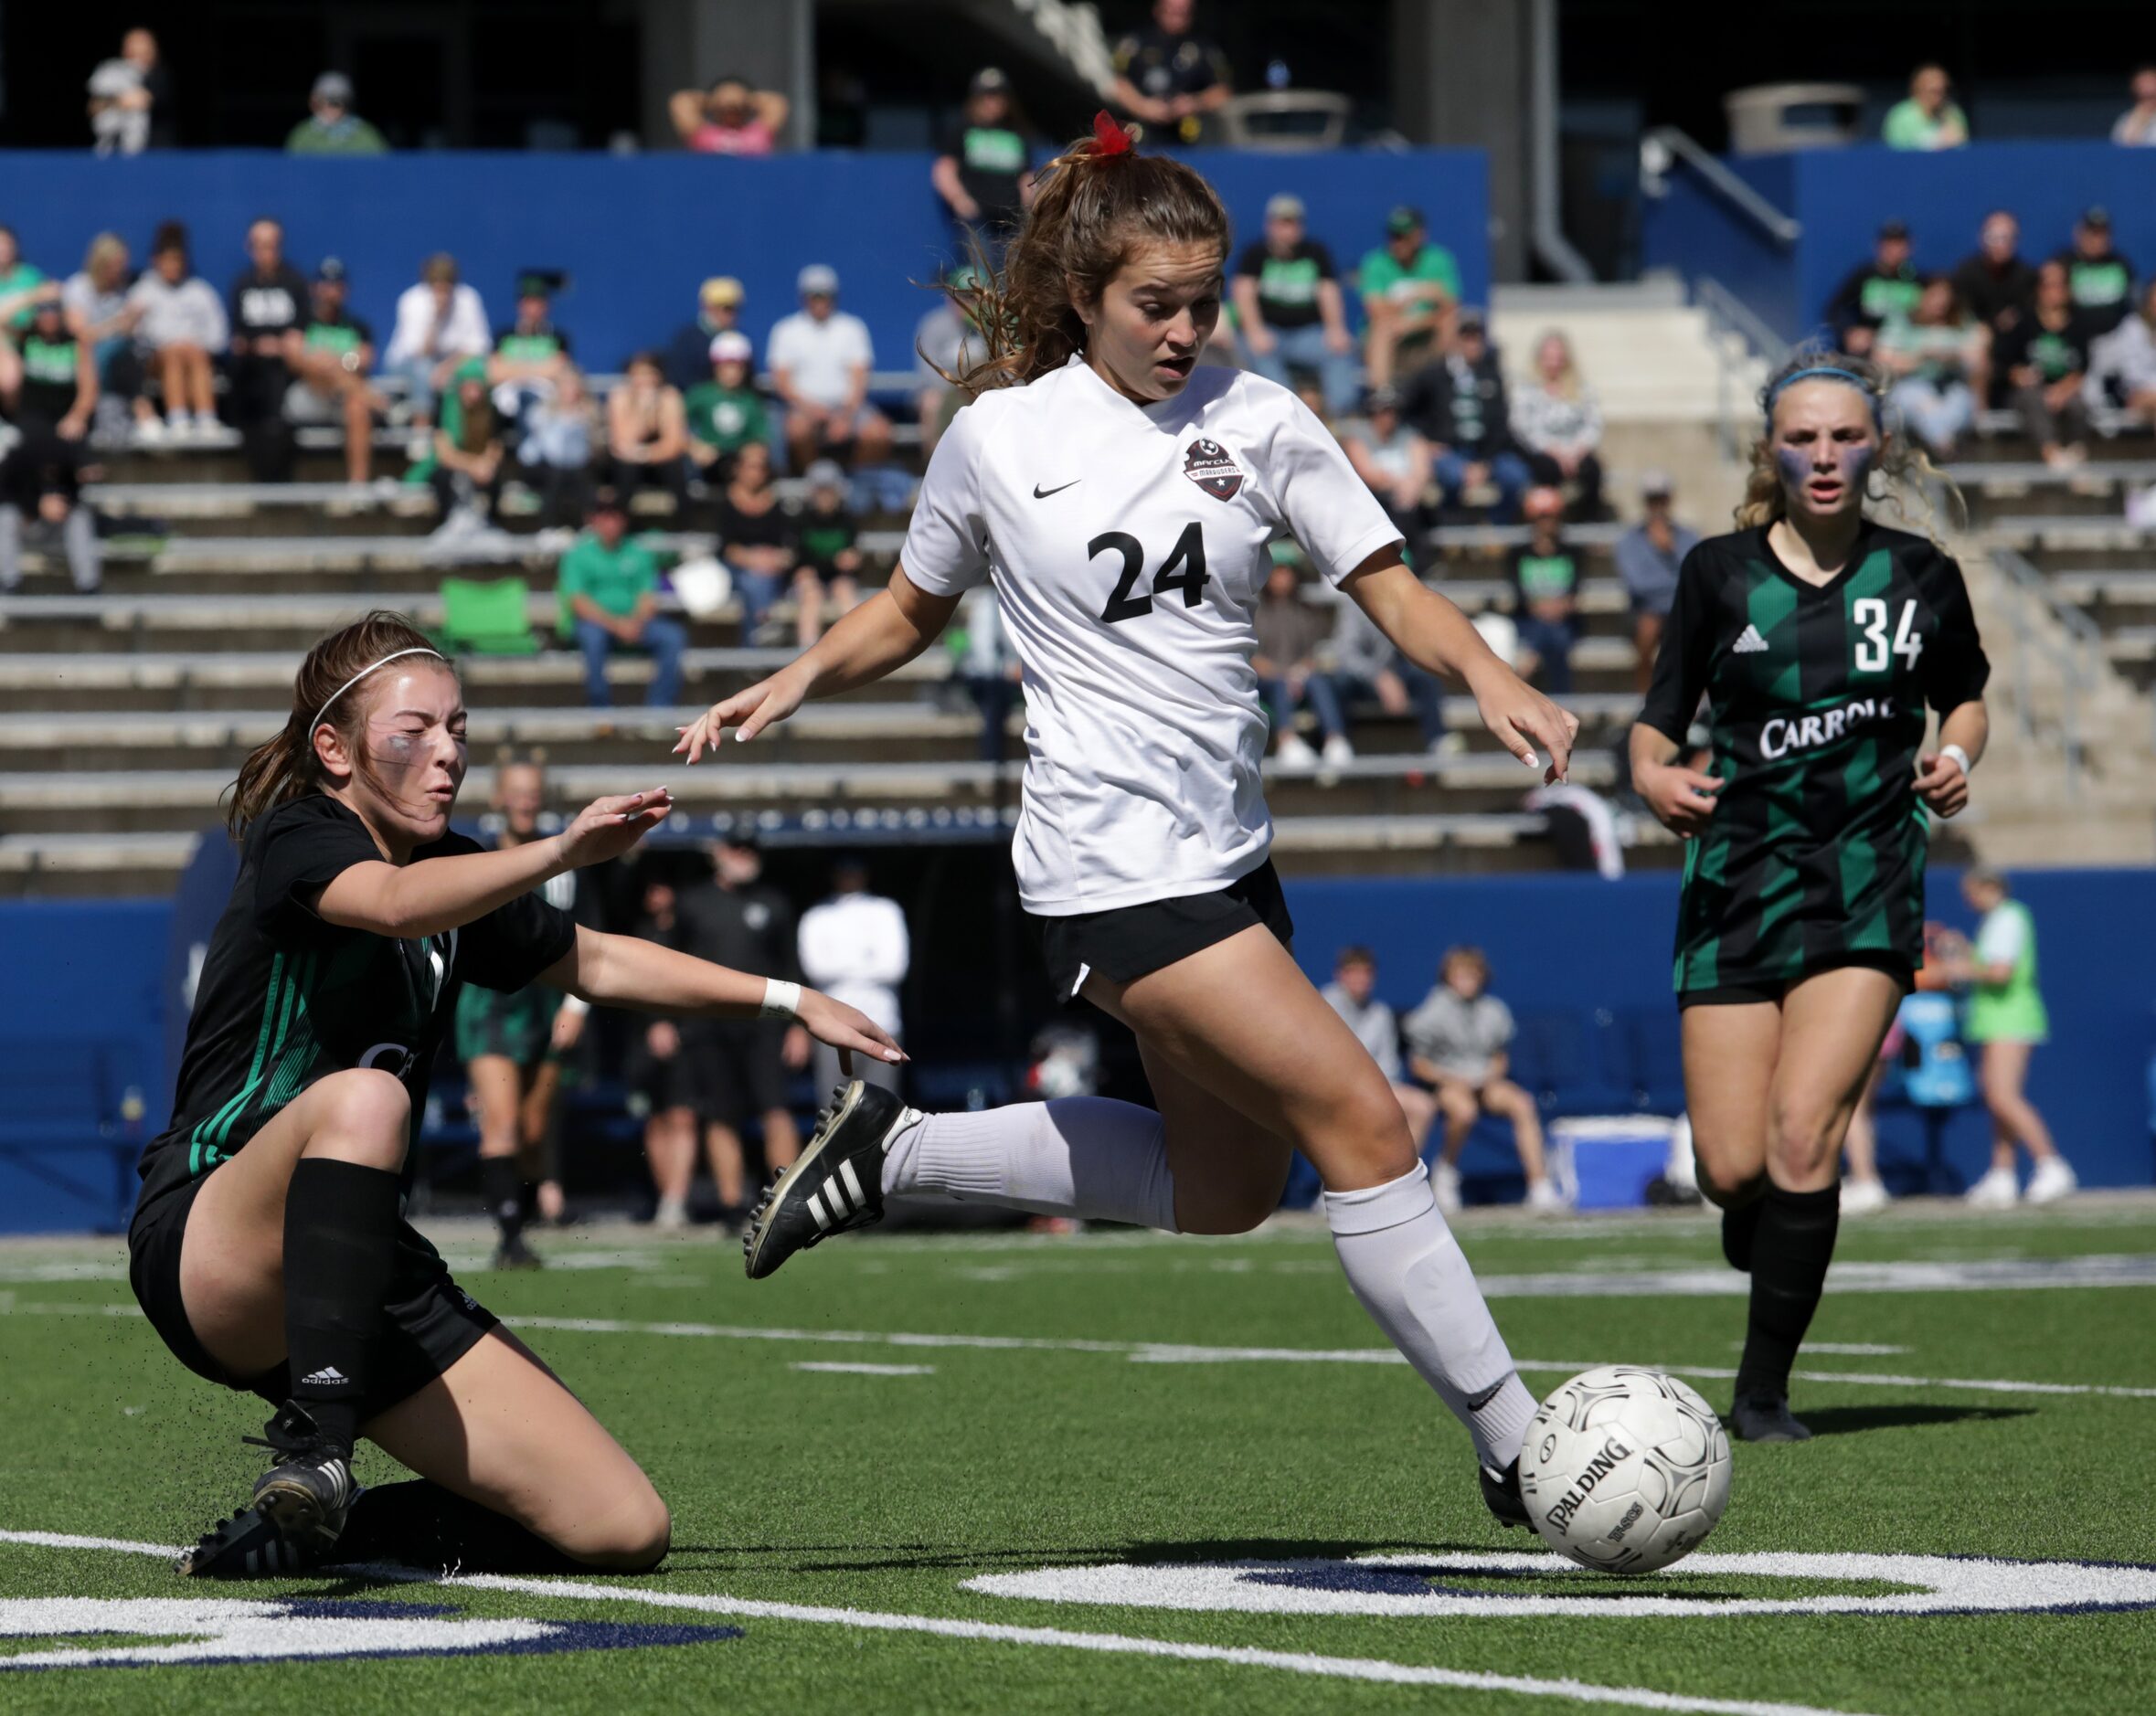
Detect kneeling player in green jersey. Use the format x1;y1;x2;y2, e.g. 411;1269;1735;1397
1630;352;1991;1443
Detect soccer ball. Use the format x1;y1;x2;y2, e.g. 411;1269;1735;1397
1518;1365;1731;1575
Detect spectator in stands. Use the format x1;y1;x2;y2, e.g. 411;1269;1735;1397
956;587;1022;762
1110;0;1232;143
1614;471;1698;696
664;276;745;390
124;221;226;442
769;263;890;470
1882;63;1969;150
428;363;506;530
516;364;598;527
1827;219;1921;357
797;856;909;1096
685;330;770;479
1340;385;1432;539
62;233;142;407
794;459;862;648
669;74;788;154
1322;947;1436;1152
602;350;690;510
228;217;310;479
0;226;54;329
558;488;687;708
2111;66;2156;144
934;68;1036;247
1359;206;1460;387
1329;578;1450;755
629;876;700;1231
914;267;987;451
1876;276;1987;460
1952;211;2036;355
385;253;490;432
1254;554;1351;768
1231;193;1359;418
2086;279;2156;426
715;440;798;642
1405;947;1560;1213
287;70;388;154
2055;207;2136;337
86;27;171;155
281;259;380;484
1510;329;1606;521
2002;260;2094;468
489;274;572;437
1509;486;1580;694
1403;309;1531;521
0;296;101;593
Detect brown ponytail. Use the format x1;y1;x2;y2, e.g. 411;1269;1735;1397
944;112;1231;393
224;611;452;837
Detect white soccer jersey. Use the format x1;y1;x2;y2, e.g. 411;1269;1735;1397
901;356;1402;915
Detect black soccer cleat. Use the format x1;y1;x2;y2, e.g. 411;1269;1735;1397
492;1234;544;1271
743;1080;910;1281
239;1401;356;1559
1480;1458;1531;1529
178;1497;346;1579
1728;1390;1813;1443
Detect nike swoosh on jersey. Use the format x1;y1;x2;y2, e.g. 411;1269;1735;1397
1032;480;1082;499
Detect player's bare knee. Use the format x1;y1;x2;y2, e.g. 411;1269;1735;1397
1694;1157;1763;1207
572;1488;672;1573
1767;1097;1839;1181
309;1069;411;1170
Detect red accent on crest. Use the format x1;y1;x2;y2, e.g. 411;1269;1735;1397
1090;111;1135;157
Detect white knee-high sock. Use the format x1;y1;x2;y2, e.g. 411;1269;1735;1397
1325;1164;1537;1469
62;506;101;592
880;1097;1177;1232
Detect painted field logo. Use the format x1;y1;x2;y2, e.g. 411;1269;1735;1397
1181;439;1244;502
0;1596;739;1671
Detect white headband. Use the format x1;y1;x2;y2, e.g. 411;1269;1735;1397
312;647;446;734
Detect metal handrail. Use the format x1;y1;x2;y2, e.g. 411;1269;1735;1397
1640;126;1802;248
1694;275;1790;458
1986;542;2093;791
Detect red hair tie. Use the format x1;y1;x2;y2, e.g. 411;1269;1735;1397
1090;110;1135;156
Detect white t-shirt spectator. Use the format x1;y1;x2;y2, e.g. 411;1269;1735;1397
1322;982;1402;1081
62;271;130;335
797;891;909;1037
125;274;228;351
384;281;492;370
1404;987;1515;1085
768;309;875;409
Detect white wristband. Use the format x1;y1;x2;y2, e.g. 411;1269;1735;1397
559;994;590;1019
1940;744;1972;777
759;979;802;1021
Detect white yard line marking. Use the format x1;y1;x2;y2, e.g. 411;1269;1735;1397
1742;1343;1907;1357
791;1361;935;1377
0;1531;1885;1716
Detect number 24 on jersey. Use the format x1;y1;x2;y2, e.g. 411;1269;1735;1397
1092;523;1209;624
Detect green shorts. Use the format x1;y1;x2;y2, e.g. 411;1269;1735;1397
453;983;563;1068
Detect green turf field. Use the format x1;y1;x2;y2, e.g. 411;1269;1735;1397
3;1197;2153;1713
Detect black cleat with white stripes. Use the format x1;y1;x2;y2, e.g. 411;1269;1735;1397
743;1080;908;1280
181;1403;357;1577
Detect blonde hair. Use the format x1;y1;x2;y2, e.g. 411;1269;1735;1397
84;231;127;274
1534;329;1579;399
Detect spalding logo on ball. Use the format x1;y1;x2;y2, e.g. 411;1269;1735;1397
1519;1365;1731;1574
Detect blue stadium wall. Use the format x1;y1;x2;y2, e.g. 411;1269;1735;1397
0;148;1491;372
3;866;2149;1233
1642;143;2156;345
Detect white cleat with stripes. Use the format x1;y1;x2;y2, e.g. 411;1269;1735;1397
743;1081;915;1281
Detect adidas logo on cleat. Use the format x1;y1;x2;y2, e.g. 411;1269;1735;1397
1732;624;1770;654
300;1366;350;1388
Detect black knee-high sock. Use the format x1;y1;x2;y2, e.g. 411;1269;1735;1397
334;1480;599;1573
481;1156;524;1247
1722;1196;1764;1272
283;1159;404;1455
1735;1182;1841;1399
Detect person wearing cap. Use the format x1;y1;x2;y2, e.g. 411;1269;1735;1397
768;263;889;471
914;265;989;451
794;459;863;648
1232;192;1359;418
2054;207;2137;338
933;69;1036;245
685;329;771;476
668;73;788;155
1340;384;1434;534
1357;206;1461;388
285;70;388;154
664;276;745;390
488;274;573;438
1825;220;1921;357
227;217;311;478
281;259;382;484
1110;0;1232;144
558;489;687;709
385;254;490;429
1614;473;1698;695
1400;310;1532;521
1882;63;1969;150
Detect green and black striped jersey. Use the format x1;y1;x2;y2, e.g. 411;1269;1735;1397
1640;522;1989;994
134;795;574;1214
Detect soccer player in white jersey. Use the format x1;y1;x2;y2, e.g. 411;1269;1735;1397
674;114;1579;1522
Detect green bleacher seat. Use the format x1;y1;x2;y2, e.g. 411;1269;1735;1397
439;577;540;656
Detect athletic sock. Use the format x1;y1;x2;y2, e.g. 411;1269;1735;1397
0;505;20;592
1721;1197;1764;1272
879;1097;1177;1231
282;1159;404;1455
1734;1181;1842;1400
333;1480;595;1574
481;1156;525;1249
62;506;101;592
1324;1164;1537;1469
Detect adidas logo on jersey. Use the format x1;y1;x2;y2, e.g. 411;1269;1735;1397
1732;624;1770;654
1182;438;1245;502
300;1366;349;1388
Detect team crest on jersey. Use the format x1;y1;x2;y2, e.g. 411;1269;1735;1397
1182;439;1245;502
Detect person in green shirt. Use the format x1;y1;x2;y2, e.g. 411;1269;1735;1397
1357;206;1460;387
1945;869;2076;1208
684;330;770;479
1881;64;1969;150
286;71;388;154
558;489;687;708
0;224;52;331
281;260;381;482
